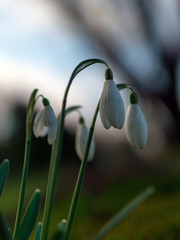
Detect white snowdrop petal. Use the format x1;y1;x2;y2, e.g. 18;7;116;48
99;82;111;129
47;118;58;145
39;126;48;137
33;104;57;144
75;122;85;160
87;137;95;161
99;80;125;129
125;104;148;148
106;81;125;128
43;106;56;127
75;122;95;161
33;108;47;137
75;125;82;160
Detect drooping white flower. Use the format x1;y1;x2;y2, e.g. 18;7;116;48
124;103;148;149
33;105;57;145
75;118;95;161
99;79;125;129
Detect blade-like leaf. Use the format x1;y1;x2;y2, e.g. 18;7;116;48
34;222;42;240
93;186;155;240
53;219;66;240
71;59;108;81
0;159;9;196
13;89;39;240
18;189;41;240
0;212;12;240
27;89;38;125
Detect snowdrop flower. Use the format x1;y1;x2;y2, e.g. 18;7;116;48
75;117;95;161
99;68;125;129
124;93;148;148
33;98;58;145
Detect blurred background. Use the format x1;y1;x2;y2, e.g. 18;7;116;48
1;0;180;239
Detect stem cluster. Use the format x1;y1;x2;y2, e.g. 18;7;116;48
0;59;154;240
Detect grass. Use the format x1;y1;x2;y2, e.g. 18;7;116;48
1;167;180;240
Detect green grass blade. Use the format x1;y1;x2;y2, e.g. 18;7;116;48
93;186;155;240
18;189;41;240
53;219;66;240
0;159;9;196
13;88;38;240
0;212;12;240
34;222;42;240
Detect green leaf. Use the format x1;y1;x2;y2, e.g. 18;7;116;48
27;89;38;121
34;222;42;240
26;89;38;139
0;212;12;240
71;59;108;81
0;159;9;196
13;89;39;240
92;186;155;240
52;219;66;240
18;189;41;240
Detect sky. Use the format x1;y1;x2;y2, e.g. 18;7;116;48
0;0;136;146
0;0;102;93
0;0;112;140
0;0;179;151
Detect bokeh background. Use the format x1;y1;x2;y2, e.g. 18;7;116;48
1;0;180;239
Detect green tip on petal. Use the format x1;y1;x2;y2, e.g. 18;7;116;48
130;92;138;104
105;68;113;80
42;98;50;107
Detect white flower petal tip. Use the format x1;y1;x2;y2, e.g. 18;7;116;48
124;104;148;149
99;80;125;129
33;105;58;145
75;121;95;162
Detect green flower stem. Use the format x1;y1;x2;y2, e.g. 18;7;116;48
40;59;108;240
40;123;64;240
62;83;142;240
13;89;38;240
40;73;80;240
63;103;99;240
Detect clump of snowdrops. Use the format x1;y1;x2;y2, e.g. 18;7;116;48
0;59;154;240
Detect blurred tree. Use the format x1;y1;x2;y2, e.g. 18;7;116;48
58;0;180;141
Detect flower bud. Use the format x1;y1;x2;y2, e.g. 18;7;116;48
99;79;125;129
75;118;95;161
124;104;148;148
33;105;57;145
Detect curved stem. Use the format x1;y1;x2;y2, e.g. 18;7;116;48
13;89;38;240
40;59;108;240
40;113;65;240
63;103;99;240
62;82;133;239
